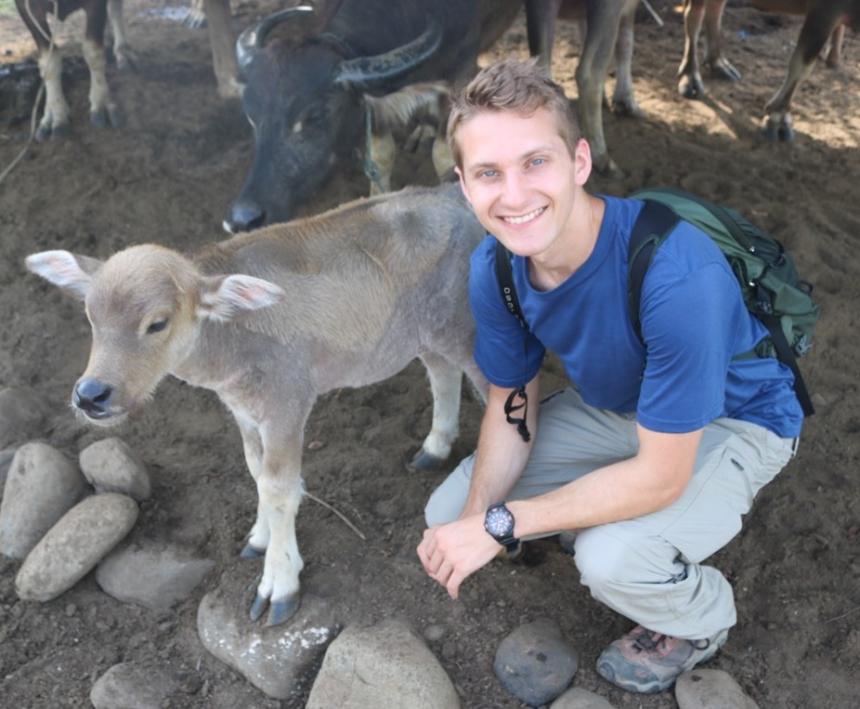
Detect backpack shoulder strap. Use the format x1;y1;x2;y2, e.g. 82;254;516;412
627;200;681;345
494;240;529;331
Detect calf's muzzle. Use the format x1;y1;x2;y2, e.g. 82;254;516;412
73;377;114;419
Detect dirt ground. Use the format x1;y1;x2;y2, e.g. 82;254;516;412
0;1;858;707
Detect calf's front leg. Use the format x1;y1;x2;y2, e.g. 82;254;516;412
250;426;306;626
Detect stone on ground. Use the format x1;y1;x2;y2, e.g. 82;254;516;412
197;569;339;700
0;442;86;559
551;687;617;709
90;661;181;709
16;493;139;601
0;387;47;448
79;437;151;501
306;618;460;709
494;618;578;707
676;669;760;709
96;542;214;610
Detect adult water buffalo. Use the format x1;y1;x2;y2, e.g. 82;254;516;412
224;0;530;232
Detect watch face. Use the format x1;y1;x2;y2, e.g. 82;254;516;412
485;505;514;537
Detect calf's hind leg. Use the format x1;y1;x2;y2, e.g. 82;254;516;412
410;352;465;470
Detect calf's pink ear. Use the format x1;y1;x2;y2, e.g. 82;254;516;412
25;250;103;300
198;274;285;322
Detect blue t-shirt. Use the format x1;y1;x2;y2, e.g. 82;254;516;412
469;195;803;438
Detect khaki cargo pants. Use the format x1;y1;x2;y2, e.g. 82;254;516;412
424;388;797;640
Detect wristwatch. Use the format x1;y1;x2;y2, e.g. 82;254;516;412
484;502;520;553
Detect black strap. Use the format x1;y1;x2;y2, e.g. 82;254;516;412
504;386;530;442
494;241;529;331
756;312;815;417
627;200;680;345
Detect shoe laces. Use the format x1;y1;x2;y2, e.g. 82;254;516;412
632;629;667;653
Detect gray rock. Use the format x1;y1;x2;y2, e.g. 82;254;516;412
90;661;180;709
16;493;139;601
197;574;338;700
494;618;578;707
0;442;86;559
551;687;617;709
676;669;760;709
96;542;214;610
0;447;15;494
307;618;459;709
79;437;151;501
0;387;47;448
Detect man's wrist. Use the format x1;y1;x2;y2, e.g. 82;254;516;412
483;502;519;552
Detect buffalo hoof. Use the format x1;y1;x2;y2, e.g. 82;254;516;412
762;116;794;142
708;58;741;82
678;74;705;100
610;98;644;119
267;594;301;626
240;543;265;559
408;448;445;471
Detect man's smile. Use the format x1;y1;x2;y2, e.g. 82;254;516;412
500;206;547;226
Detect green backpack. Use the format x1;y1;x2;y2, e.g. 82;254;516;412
628;187;819;416
493;187;820;419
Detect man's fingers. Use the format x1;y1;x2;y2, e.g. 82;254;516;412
433;561;453;586
446;569;467;600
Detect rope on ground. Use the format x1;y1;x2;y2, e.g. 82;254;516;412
641;0;664;28
304;491;367;541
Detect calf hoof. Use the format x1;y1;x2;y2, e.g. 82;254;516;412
409;448;445;471
708;58;741;82
91;105;123;129
678;75;704;100
267;594;301;626
115;52;137;72
762;116;794;142
240;543;265;559
36;121;70;141
249;593;268;622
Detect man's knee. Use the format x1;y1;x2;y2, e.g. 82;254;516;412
574;526;655;590
424;486;460;527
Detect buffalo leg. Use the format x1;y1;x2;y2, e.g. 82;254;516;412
410;352;464;470
763;7;841;141
577;0;630;174
525;0;563;73
107;0;133;70
610;3;642;118
204;0;241;98
703;0;740;81
251;423;307;626
82;0;121;129
824;24;844;68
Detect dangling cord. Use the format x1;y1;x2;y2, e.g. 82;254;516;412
504;385;530;442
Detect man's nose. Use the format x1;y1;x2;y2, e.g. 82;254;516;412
501;172;529;208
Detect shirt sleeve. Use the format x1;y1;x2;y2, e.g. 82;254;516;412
636;258;744;433
469;240;545;388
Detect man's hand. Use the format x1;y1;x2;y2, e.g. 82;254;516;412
417;513;501;599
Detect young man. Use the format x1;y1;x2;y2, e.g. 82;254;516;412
416;59;802;694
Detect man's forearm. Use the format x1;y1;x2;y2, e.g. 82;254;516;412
460;377;540;517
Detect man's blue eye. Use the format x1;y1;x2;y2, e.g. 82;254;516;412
530;157;545;167
481;170;498;179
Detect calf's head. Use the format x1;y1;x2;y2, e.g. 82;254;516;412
26;246;284;424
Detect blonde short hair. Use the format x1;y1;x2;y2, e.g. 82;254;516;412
447;58;581;169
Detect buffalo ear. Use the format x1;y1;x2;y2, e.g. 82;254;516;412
197;274;285;322
25;250;103;300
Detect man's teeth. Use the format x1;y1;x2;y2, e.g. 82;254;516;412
503;207;545;225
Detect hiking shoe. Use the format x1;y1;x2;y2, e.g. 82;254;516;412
596;625;729;694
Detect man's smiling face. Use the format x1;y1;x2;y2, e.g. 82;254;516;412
456;107;587;261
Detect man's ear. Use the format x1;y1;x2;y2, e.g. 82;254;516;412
25;250;103;300
198;274;286;322
455;166;472;206
573;137;593;187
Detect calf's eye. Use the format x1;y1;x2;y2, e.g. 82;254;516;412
146;319;169;335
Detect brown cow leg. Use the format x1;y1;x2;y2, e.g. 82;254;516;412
525;0;563;73
678;0;707;98
703;0;740;82
82;0;121;128
762;8;841;141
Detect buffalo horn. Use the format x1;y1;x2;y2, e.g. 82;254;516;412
236;4;315;70
333;19;443;90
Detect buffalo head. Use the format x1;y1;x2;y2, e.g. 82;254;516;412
224;5;442;232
